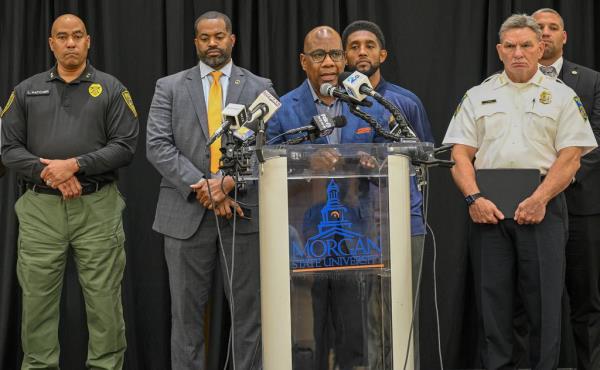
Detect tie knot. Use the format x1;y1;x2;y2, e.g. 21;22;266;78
210;70;223;82
539;65;557;78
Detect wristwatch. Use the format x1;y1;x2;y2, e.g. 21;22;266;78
465;192;482;206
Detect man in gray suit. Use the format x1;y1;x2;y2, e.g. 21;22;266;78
146;11;274;370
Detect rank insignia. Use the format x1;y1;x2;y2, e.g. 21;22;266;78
1;91;15;118
122;90;138;118
454;93;467;117
539;90;552;104
88;83;103;97
574;96;588;121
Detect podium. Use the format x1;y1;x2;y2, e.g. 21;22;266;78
255;142;433;370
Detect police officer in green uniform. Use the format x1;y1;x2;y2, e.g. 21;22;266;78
0;14;138;370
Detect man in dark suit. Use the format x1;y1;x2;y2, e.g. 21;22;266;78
146;11;274;370
533;8;600;370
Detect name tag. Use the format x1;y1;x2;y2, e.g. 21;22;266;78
26;90;50;96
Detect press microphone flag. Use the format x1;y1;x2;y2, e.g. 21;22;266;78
206;103;248;147
342;71;372;101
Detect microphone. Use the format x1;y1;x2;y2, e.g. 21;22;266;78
231;90;282;144
269;114;347;145
247;90;281;124
206;103;249;147
341;71;371;101
319;83;373;107
341;70;417;139
287;114;347;137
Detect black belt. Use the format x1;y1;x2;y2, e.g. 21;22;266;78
25;181;109;196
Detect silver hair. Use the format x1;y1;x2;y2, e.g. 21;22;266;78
532;8;565;28
498;14;542;42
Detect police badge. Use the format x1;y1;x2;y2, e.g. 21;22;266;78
88;83;103;97
539;90;552;104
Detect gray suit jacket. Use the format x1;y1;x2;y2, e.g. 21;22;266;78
146;64;274;239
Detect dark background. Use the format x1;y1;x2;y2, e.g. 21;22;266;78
1;0;599;369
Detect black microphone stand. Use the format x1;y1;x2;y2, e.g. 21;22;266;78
368;92;417;139
254;117;266;163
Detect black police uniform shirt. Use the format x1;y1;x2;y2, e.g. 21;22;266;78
0;63;139;186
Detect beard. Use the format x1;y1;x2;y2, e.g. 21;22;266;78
542;41;559;60
347;61;380;77
198;47;231;69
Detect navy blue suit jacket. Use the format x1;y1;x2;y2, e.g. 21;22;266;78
266;80;387;144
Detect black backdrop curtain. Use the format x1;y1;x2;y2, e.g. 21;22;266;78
1;1;599;369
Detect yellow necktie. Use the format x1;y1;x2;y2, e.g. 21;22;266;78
208;70;223;173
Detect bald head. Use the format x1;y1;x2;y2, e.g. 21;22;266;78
303;26;341;52
49;14;90;73
51;14;87;36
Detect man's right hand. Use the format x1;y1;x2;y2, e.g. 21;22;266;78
469;197;505;224
310;148;341;171
57;176;82;200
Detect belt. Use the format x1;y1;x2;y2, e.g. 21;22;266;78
25;181;109;196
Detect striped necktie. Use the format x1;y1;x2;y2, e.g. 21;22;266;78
539;65;557;78
208;70;223;173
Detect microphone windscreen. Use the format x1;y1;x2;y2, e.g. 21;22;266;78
319;83;334;96
333;115;347;128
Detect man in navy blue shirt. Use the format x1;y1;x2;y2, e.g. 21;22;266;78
342;20;435;369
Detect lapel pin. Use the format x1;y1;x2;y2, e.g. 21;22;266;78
234;79;241;85
571;70;578;75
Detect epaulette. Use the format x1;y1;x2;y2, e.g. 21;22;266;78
482;73;500;84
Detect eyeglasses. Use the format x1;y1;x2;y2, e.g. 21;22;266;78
305;49;345;63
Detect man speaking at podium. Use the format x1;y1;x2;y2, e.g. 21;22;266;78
146;11;274;370
443;14;596;370
267;25;388;370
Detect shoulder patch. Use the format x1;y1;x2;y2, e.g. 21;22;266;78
573;96;588;121
121;90;138;118
454;93;467;118
1;91;16;118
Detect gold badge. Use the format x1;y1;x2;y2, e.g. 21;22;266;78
121;90;138;118
539;90;552;104
1;91;16;118
88;83;103;97
573;96;588;121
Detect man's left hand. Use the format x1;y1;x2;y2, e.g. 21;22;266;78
40;158;79;188
514;196;547;225
191;177;235;208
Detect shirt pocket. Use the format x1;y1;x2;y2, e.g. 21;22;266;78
474;100;508;141
524;104;559;144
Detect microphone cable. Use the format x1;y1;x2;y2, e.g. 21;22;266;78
205;175;238;370
348;104;402;142
370;93;417;139
422;167;445;370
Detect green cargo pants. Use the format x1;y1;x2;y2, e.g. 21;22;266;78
14;183;127;370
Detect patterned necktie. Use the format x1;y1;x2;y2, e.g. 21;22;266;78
208;70;223;173
539;65;558;78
